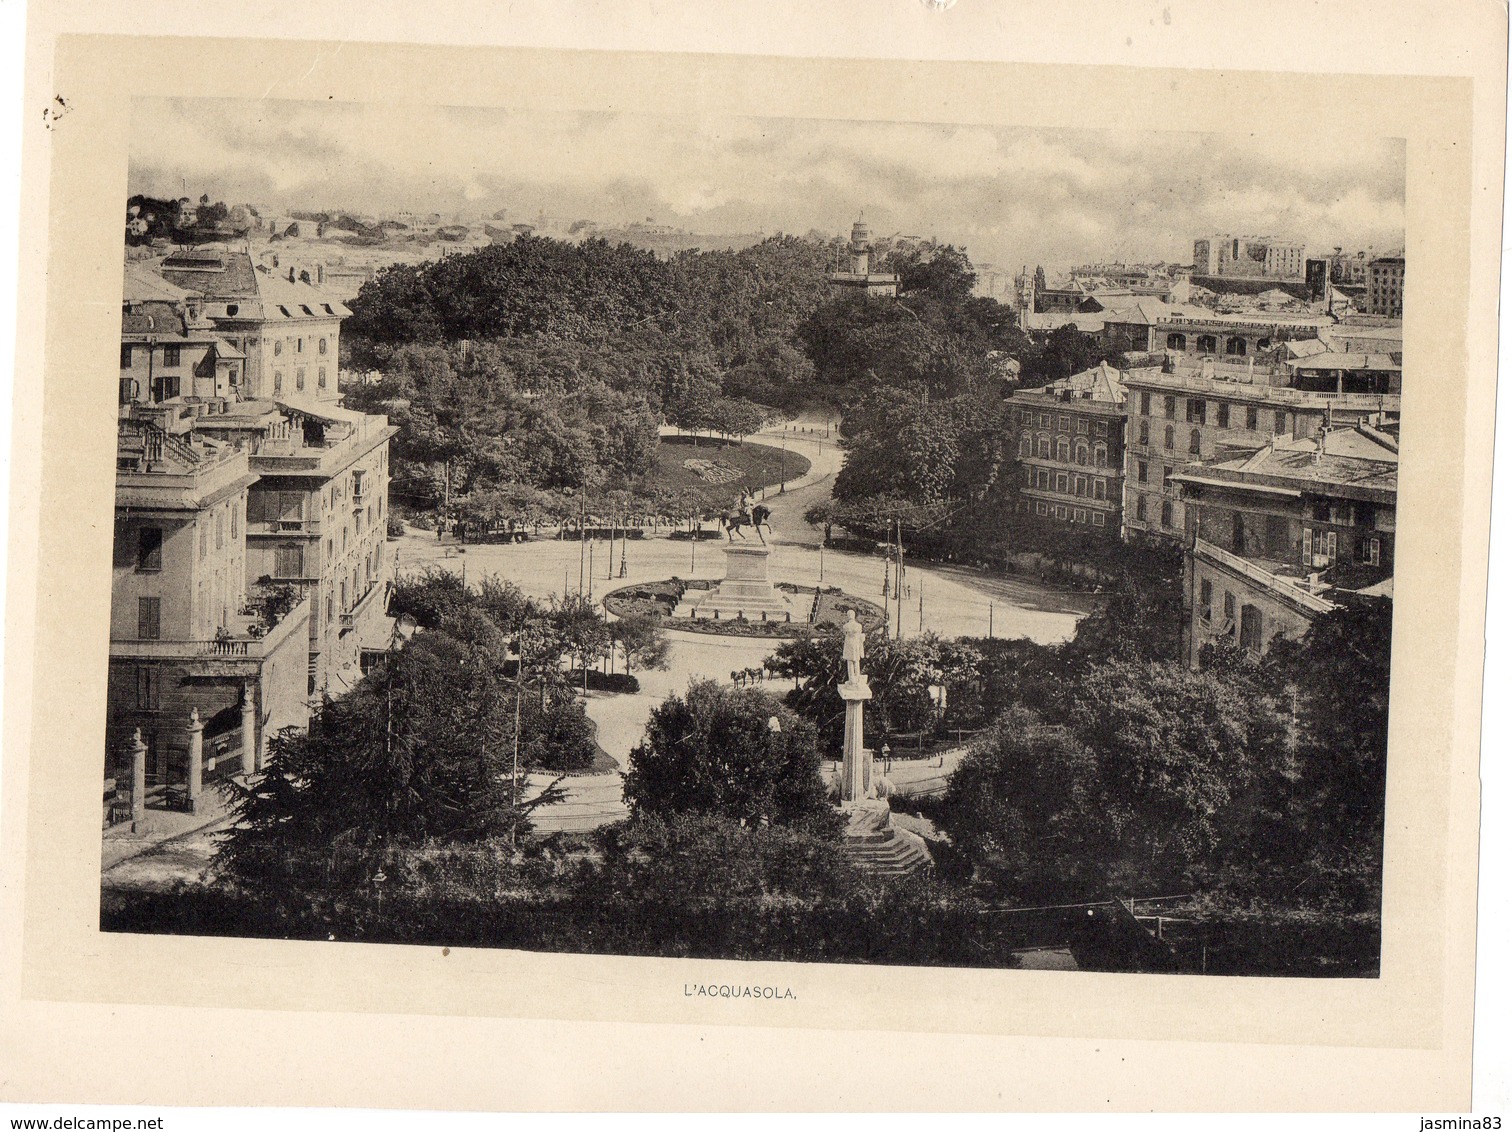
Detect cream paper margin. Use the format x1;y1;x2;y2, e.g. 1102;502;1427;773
0;1;1503;1112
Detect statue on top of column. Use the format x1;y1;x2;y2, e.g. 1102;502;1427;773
841;608;865;685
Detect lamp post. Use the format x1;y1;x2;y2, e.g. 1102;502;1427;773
512;625;526;848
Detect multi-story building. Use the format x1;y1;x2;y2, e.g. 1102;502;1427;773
1148;311;1334;362
158;248;350;404
1192;235;1307;280
120;263;247;405
1322;247;1374;285
107;416;312;826
1366;255;1406;318
112;257;397;775
195;400;397;695
1008;362;1128;535
826;218;899;299
1121;360;1402;544
1171;423;1397;666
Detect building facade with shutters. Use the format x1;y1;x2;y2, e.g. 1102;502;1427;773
107;417;311;825
1170;425;1397;667
157;248;350;404
1120;361;1402;545
1365;255;1405;318
105;255;396;827
187;400;396;697
1007;362;1128;535
119;264;247;406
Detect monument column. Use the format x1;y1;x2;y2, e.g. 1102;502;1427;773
839;679;873;802
185;709;204;813
239;682;257;775
838;610;873;804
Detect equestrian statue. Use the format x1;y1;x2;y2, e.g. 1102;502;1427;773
719;490;772;545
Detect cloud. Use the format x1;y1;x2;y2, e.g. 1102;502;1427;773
128;98;1406;271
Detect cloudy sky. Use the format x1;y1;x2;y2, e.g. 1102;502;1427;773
130;98;1405;272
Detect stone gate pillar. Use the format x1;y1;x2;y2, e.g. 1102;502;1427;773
186;709;204;813
128;728;147;831
240;683;257;775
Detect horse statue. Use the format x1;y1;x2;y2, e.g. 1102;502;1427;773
719;502;772;544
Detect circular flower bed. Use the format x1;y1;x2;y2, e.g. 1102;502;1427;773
603;579;885;638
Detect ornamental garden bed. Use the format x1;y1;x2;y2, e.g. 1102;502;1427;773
603;580;884;639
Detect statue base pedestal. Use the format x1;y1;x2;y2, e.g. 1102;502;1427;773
679;543;793;622
837;797;933;878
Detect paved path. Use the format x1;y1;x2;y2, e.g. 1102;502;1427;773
397;422;1092;834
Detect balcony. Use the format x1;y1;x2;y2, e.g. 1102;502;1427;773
111;594;311;665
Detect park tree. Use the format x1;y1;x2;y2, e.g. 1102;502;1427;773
611;612;671;675
802;499;838;542
389;567;473;629
1018;324;1118;386
1246;600;1393;909
623;681;835;828
1064;570;1185;665
1063;659;1279;890
706;396;770;443
882;243;978;306
551;592;612;686
833;388;962;509
216;608;567;882
941;706;1111;900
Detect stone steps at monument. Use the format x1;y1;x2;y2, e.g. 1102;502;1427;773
840;823;933;878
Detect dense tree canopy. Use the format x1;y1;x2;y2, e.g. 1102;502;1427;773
342;234;846;516
623;681;835;829
934;600;1392;918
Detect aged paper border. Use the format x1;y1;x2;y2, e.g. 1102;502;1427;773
1;0;1504;1112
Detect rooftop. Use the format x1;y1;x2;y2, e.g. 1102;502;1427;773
115;419;255;510
1286;351;1402;373
1121;365;1403;411
123;261;198;304
1179;426;1399;497
1017;361;1128;406
157;250;352;322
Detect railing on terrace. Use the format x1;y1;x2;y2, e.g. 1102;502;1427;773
1124;369;1403;410
111;595;312;661
111;636;269;661
1193;538;1336;613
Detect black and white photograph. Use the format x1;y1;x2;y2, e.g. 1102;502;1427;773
2;6;1506;1114
99;99;1407;978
